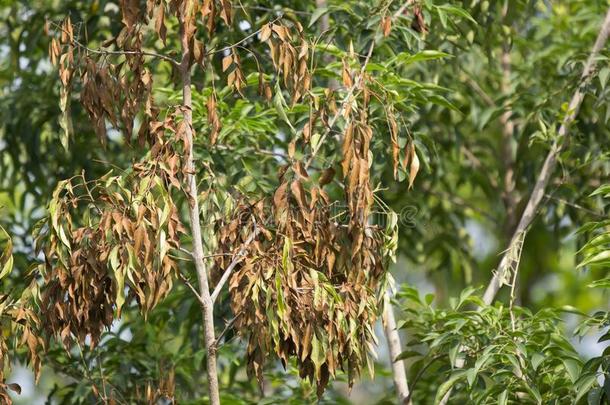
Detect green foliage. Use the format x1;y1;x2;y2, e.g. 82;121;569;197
578;185;610;270
398;286;588;404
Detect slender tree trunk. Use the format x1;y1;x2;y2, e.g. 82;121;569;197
499;16;520;304
499;46;517;236
179;10;221;405
315;0;338;90
383;292;412;405
315;0;330;32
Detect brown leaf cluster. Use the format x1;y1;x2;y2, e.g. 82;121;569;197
128;367;176;404
388;108;420;189
84;57;154;145
214;162;387;396
262;22;311;105
36;170;184;349
0;297;44;405
50;0;235;147
411;6;428;34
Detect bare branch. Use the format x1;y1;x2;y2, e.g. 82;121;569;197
51;21;179;66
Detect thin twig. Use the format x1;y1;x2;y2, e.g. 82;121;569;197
543;193;605;218
204;15;284;57
179;247;193;257
51;21;179;66
232;5;312;16
178;271;206;308
461;71;495;107
508;231;526;331
214;316;238;347
393;1;414;19
404;354;446;403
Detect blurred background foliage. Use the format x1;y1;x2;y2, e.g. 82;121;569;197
1;0;609;403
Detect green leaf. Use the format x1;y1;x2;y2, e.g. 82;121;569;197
0;226;13;280
310;333;326;376
282;237;293;273
393;50;452;66
474;346;494;375
498;390;508;405
599;67;610;89
428;94;460;113
273;82;295;134
58;225;72;253
562;358;582;383
589;184;610;198
449;344;460;367
275;272;285;317
589;278;610;288
309;7;329;28
579;250;610;268
395;350;422;361
0;254;13;281
434;5;477;25
466;367;476;387
575;374;599;404
436;7;447;28
524;383;542;404
434;370;467;404
531;352;545;371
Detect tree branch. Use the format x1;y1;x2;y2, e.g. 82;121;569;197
204;15;284;57
499;45;518;235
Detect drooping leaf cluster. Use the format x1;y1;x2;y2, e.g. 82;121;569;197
215;160;398;394
36;170;184;348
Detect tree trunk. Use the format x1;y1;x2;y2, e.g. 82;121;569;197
179;10;221;405
383;291;412;405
